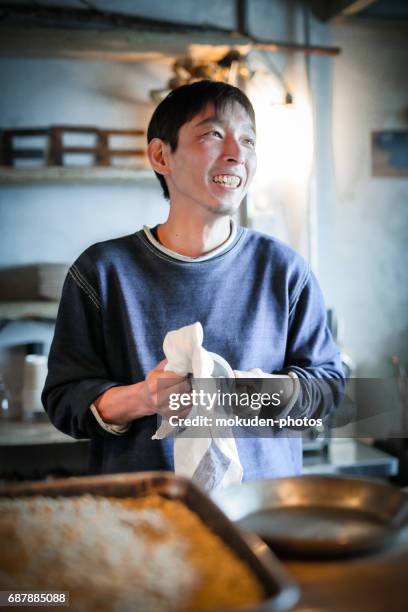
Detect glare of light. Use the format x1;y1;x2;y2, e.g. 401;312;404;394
248;83;314;215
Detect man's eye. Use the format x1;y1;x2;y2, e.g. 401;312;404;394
207;130;222;138
243;137;255;147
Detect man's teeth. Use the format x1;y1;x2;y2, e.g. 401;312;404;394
212;175;241;187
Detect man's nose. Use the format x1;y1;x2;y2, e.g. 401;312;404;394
221;135;244;163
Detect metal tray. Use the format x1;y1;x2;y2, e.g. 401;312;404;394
0;472;299;611
212;475;408;558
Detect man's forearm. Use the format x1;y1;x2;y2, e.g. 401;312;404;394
93;381;151;425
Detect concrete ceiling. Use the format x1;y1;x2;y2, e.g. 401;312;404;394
2;0;408;25
310;0;408;23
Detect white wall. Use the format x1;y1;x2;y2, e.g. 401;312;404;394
0;57;171;404
0;1;317;282
0;58;171;265
1;0;314;406
1;1;406;396
327;22;408;376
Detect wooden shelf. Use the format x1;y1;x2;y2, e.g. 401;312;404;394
0;166;156;184
0;301;59;320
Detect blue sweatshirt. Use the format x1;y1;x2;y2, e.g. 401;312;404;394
42;225;344;480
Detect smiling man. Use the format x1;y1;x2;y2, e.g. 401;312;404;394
42;80;344;482
146;83;257;255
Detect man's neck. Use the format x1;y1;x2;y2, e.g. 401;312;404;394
157;214;232;258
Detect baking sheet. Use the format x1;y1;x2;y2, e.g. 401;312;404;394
0;471;300;611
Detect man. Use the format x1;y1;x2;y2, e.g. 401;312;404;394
42;80;343;480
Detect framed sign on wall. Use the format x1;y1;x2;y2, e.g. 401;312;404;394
372;130;408;178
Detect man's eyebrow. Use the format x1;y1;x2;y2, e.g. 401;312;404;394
194;115;255;134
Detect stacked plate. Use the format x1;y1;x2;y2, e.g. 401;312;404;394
0;263;69;301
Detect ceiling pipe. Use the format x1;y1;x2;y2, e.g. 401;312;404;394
0;3;341;56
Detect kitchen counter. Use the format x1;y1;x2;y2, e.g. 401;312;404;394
0;419;89;481
284;524;408;611
0;421;399;481
303;439;399;478
0;423;406;608
0;418;83;446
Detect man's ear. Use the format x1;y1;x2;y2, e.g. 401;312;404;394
147;138;171;176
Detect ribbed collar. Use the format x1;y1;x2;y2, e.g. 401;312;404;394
142;219;238;262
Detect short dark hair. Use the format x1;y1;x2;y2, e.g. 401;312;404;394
147;80;256;200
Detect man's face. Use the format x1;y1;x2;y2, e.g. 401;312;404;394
164;102;257;216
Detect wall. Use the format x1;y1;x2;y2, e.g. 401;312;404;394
0;57;172;405
326;22;408;376
0;0;325;411
0;58;172;266
0;0;311;269
0;0;324;268
1;1;406;409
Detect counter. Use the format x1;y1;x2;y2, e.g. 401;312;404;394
0;419;81;446
284;524;408;611
0;419;89;480
303;438;399;478
0;420;399;481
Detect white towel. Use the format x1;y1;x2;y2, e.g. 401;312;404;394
234;368;300;418
152;322;243;491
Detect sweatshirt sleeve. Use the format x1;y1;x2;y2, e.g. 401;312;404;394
279;266;345;423
41;254;124;439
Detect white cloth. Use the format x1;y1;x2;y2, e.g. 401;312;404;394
234;368;300;418
152;322;243;491
89;319;300;488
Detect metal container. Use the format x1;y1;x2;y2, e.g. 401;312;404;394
0;471;300;611
211;474;408;558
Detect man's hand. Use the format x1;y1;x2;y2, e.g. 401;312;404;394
93;359;192;426
232;369;295;417
139;359;192;419
232;370;263;416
